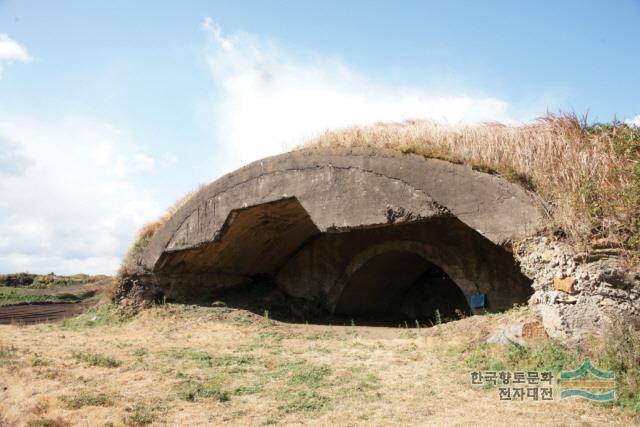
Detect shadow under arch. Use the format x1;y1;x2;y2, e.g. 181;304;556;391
331;242;473;324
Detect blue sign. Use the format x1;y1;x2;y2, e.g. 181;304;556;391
470;293;485;309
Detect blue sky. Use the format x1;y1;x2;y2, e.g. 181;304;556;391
1;1;639;274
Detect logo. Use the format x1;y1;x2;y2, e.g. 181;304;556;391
558;358;615;401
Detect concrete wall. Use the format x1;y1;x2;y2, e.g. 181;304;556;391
122;147;546;313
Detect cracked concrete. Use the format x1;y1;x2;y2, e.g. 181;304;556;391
117;147;546;317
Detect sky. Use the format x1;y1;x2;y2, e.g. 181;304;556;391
0;0;639;275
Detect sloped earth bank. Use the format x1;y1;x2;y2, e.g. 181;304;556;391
0;304;636;426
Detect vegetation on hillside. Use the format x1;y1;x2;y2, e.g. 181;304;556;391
305;114;640;260
120;114;640;272
0;273;108;289
0;287;84;306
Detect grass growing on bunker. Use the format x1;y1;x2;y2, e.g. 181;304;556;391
117;186;203;277
118;114;640;281
303;115;640;260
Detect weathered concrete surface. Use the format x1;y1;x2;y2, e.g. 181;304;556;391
276;217;532;312
119;147;546;315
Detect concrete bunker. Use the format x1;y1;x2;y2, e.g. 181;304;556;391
118;147;546;323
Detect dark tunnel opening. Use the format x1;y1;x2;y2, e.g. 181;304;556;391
335;251;471;325
202;249;474;327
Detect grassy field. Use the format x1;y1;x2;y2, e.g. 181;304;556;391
0;286;86;306
0;280;107;307
0;304;637;426
0;273;109;289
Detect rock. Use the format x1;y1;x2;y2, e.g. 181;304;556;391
522;320;548;342
554;276;577;294
517;235;640;341
487;323;525;345
592;239;622;249
541;250;554;261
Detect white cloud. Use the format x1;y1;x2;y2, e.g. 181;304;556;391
0;115;163;275
0;34;30;61
0;34;31;78
625;114;640;128
202;18;527;166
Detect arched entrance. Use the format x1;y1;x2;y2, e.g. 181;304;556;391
334;249;471;324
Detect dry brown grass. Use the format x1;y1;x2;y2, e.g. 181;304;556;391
119;114;640;272
0;304;636;426
119;186;203;276
303;114;640;259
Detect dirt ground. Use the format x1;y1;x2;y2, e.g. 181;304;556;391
0;300;98;325
0;304;636;427
0;279;110;325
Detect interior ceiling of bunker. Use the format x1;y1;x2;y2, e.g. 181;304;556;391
152;199;533;314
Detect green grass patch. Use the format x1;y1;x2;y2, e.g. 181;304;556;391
304;332;334;341
26;418;70;427
32;358;50;367
161;348;255;368
133;348;148;358
595;327;640;412
270;360;333;415
278;390;329;413
289;365;331;388
271;360;332;389
0;344;18;367
176;379;230;402
122;401;165;426
0;344;17;358
59;391;113;409
464;326;640;412
60;304;126;329
464;340;584;374
72;351;121;368
0;287;82;306
346;366;381;392
232;383;264;396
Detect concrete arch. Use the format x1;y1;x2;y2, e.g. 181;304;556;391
140;147;545;273
333;248;472;320
275;216;532;312
120;147;544;314
327;240;480;311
